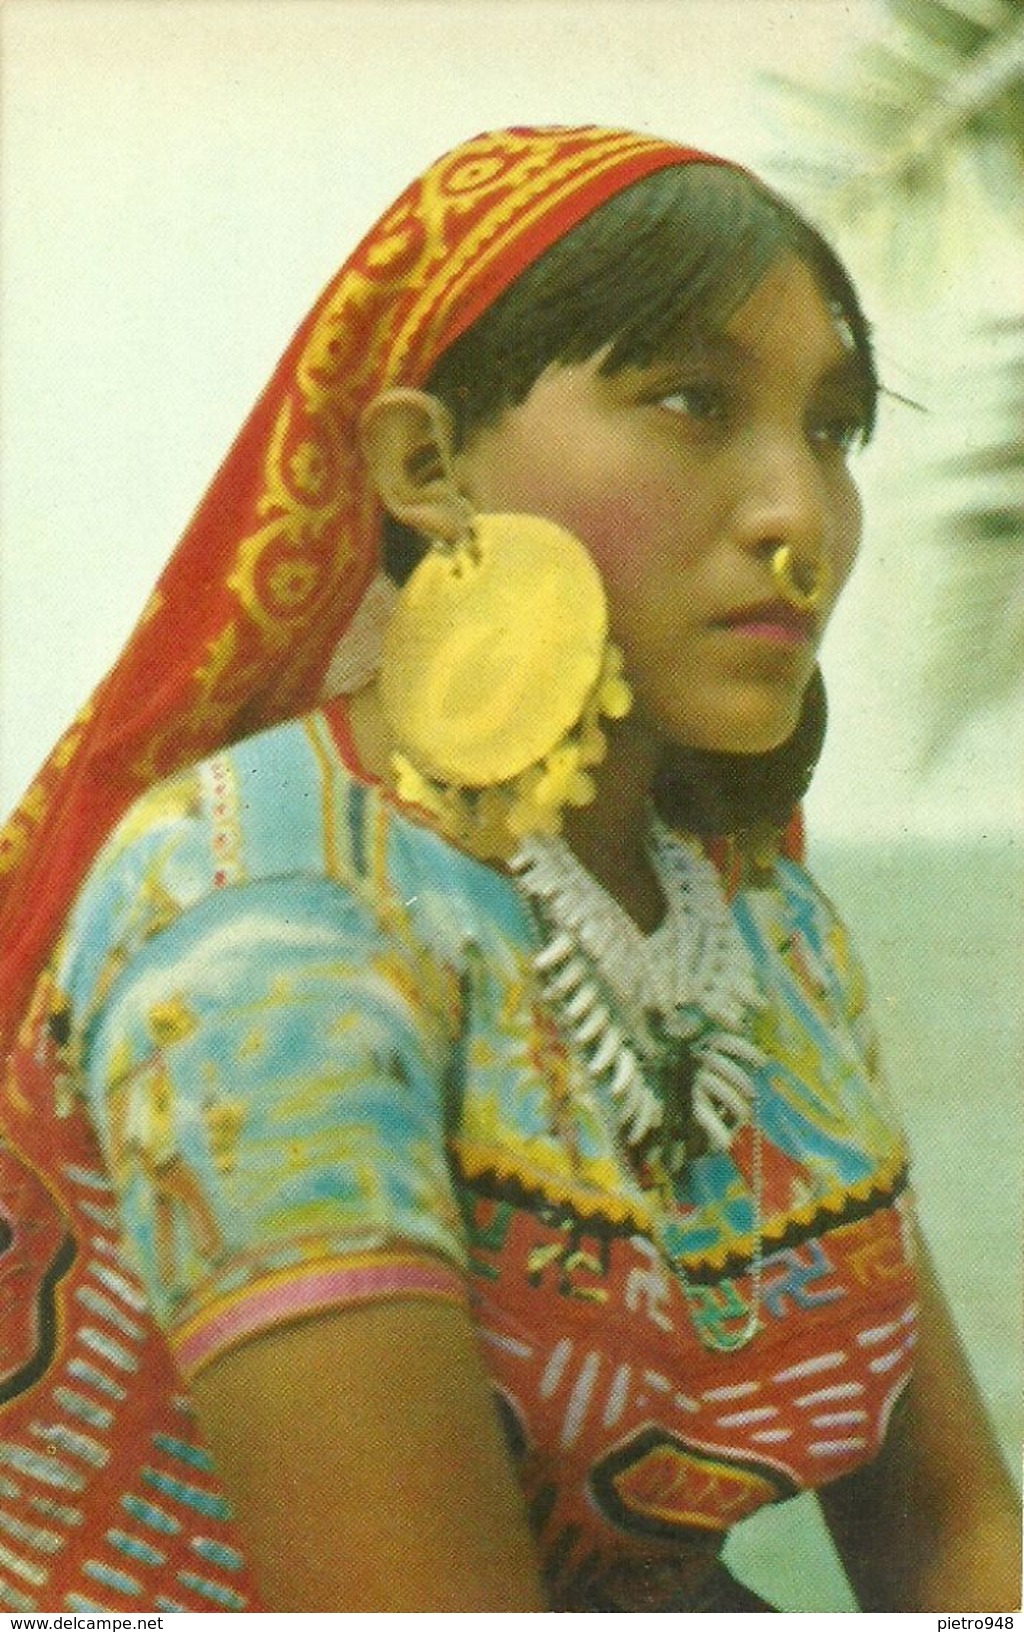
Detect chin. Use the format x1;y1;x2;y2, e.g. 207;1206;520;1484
672;691;805;757
727;717;801;756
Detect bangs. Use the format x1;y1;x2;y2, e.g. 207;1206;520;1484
426;163;878;446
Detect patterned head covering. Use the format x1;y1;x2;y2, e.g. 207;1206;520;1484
0;125;724;1062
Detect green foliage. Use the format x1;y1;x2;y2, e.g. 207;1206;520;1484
768;0;1024;262
923;319;1024;751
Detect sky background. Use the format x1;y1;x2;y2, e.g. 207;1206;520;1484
2;0;1021;837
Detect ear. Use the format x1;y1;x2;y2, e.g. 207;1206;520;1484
358;388;471;545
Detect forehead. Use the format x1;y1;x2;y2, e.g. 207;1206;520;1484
722;253;851;358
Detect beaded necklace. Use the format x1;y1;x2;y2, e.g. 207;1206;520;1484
510;818;767;1351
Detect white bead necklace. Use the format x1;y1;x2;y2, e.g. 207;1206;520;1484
510;817;767;1351
511;820;767;1150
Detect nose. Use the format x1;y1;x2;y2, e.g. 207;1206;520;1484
731;433;829;582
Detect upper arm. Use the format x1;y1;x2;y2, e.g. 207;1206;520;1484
188;1293;545;1610
62;863;468;1365
57;827;546;1607
818;1228;1021;1610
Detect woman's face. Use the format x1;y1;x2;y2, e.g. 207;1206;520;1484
454;253;867;756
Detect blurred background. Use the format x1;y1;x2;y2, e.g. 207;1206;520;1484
2;0;1021;1610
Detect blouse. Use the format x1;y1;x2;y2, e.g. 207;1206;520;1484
5;698;917;1612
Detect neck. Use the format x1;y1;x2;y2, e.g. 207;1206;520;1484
562;715;667;934
345;677;393;781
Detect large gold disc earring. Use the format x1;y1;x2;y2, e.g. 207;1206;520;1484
380;513;632;860
771;544;828;613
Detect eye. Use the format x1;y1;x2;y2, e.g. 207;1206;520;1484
807;409;868;455
654;380;727;423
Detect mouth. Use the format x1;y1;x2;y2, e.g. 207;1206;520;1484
710;598;817;645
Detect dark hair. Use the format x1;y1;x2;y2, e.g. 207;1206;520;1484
383;163;875;837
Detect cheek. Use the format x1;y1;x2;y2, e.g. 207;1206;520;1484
831;482;863;589
563;499;653;589
818;484;862;635
460;395;692;594
546;480;682;595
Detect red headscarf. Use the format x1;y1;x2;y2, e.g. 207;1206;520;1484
0;125;721;1068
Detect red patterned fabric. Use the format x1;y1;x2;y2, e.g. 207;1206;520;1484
462;1177;916;1609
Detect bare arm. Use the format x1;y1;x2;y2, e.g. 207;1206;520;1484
190;1291;547;1611
818;1230;1021;1611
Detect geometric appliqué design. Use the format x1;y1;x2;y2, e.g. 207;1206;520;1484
0;1142;76;1405
591;1425;796;1539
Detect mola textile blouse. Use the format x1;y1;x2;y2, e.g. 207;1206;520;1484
0;699;918;1612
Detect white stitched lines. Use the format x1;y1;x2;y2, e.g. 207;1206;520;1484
0;1576;37;1610
772;1350;846;1383
714;1406;779;1429
858;1301;917;1343
855;1320;899;1347
74;1286;147;1342
60;1165;114;1194
479;1329;533;1360
67;1357;127;1401
0;1510;63;1556
540;1338;573;1399
0;1443;85;1494
76;1199;121;1232
87;1258;148;1313
26;1496;82;1529
793;1382;865;1408
78;1328;139;1373
537;1341;603;1448
0;1539;49;1588
642;1369;671;1394
602;1364;631;1428
750;1428;793;1444
868;1348;906;1374
702;1380;760;1402
808;1437;869;1457
560;1353;601;1449
89;1232;133;1265
29;1422;109;1471
52;1388;114;1433
811;1410;868;1428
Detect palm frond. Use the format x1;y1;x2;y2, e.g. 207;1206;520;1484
765;0;1024;288
919;318;1024;754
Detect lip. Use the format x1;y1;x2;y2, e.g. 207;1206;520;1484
711;597;817;644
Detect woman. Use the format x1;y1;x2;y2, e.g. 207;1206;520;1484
0;125;1017;1613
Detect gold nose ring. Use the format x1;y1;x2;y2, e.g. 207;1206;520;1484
771;544;828;613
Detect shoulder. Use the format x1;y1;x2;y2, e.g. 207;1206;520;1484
734;851;879;1046
54;708;528;1031
750;852;867;964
